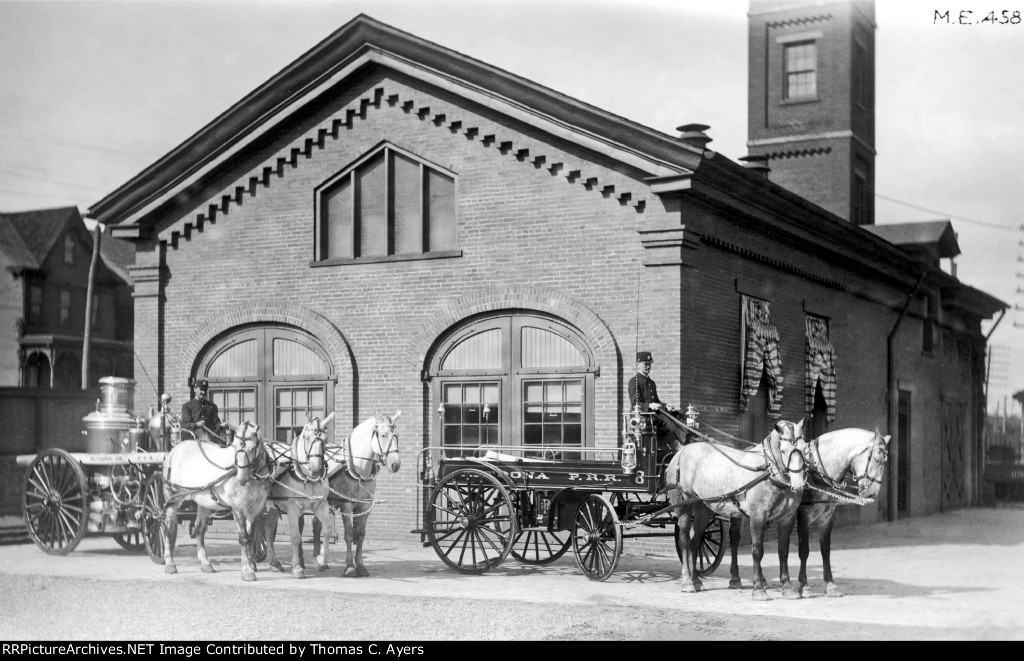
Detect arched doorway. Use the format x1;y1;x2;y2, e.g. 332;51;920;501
24;352;51;388
195;324;336;443
428;312;597;458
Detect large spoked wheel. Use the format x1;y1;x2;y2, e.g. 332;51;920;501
22;448;89;555
675;516;726;577
572;494;622;582
510;528;572;564
141;471;166;564
427;468;516;574
113;530;146;552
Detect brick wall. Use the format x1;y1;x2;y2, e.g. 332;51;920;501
128;70;983;555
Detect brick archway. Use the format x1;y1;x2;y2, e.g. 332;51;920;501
407;286;620;377
177;302;357;427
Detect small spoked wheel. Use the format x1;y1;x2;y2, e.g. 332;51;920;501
510;528;572;564
572;494;622;582
427;468;516;574
141;471;166;564
113;530;146;552
22;449;89;555
675;516;726;577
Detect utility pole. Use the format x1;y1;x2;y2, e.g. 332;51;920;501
82;222;101;389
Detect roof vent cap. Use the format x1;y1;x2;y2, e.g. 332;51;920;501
676;123;712;148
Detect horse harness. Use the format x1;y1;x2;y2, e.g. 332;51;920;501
665;424;806;514
338;416;400;483
801;435;886;506
165;431;272;508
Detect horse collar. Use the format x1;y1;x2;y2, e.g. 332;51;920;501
344;433;379;483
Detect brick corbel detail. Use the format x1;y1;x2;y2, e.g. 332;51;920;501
165;83;651;252
638;225;700;267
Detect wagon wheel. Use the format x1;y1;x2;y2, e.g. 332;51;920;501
113;530;146;552
510;528;572;564
141;471;166;564
22;448;89;555
427;468;516;574
572;494;622;582
675;516;726;577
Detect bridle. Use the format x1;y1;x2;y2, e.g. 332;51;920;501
345;415;400;482
763;421;806;489
804;433;888;497
291;421;328;483
848;437;888;495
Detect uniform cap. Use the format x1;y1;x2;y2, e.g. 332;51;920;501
636;351;653;363
193;379;209;390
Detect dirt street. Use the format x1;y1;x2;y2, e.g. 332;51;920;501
0;505;1022;641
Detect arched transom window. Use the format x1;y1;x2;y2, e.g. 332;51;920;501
428;312;596;457
195;325;335;443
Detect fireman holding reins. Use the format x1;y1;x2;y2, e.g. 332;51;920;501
180;379;228;445
628;351;685;460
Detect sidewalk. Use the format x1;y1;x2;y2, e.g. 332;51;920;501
3;504;1023;639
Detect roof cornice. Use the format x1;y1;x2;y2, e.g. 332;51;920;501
88;15;702;228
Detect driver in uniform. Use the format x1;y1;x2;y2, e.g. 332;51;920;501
180;379;225;444
628;351;684;460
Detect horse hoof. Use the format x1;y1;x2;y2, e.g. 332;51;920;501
680;582;698;593
242;572;256;582
164;564;178;575
356;567;370;578
201;564;215;574
317;564;329;574
799;586;808;598
782;589;801;600
728;578;743;589
825;584;845;598
269;561;284;572
752;589;771;601
292;569;305;579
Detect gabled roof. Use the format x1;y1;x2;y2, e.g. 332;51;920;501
0;206;81;271
98;229;135;283
0;206;133;283
88;14;706;230
864;220;961;259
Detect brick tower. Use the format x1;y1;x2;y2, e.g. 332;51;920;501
746;1;876;225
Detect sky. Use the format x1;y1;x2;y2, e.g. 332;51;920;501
1;0;1022;413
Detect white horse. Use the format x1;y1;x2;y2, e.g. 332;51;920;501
262;412;335;578
159;421;271;581
311;411;402;577
668;419;808;600
794;427;890;597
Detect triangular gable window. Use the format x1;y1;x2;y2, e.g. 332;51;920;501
315;143;457;262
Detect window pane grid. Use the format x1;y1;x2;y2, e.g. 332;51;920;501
211;388;256;429
442;382;499;456
785;42;817;99
275;386;327;443
522;379;583;457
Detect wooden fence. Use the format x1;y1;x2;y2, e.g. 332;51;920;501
0;388;101;516
0;387;101;455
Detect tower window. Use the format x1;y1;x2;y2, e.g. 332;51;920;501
784;41;817;100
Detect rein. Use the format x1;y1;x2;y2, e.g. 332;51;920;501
803;434;887;504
